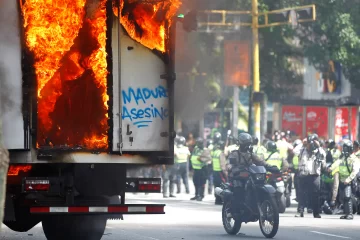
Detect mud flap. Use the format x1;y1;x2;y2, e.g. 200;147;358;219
4;195;15;222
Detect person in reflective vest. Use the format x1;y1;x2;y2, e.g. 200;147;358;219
190;137;207;201
264;141;289;172
329;139;360;220
323;139;341;209
276;132;292;161
325;139;341;164
291;139;302;209
253;136;267;160
202;138;227;205
174;136;190;194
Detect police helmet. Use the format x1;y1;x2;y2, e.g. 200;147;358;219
238;133;253;152
342;139;353;158
196;137;204;148
213;132;222;143
327;139;335;149
293;139;302;148
308;133;319;142
354;140;360;149
178;136;186;146
252;136;259;146
266;141;277;153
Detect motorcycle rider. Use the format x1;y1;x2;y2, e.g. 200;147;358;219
264;141;289;172
174;136;190;194
227;133;279;219
296;134;326;218
190;137;208;201
329;140;360;220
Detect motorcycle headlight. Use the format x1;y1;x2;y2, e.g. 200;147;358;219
255;173;266;181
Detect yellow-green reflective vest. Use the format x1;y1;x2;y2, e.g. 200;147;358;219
175;146;189;163
339;160;352;181
331;149;341;161
191;147;204;170
276;140;288;159
264;151;282;170
254;145;266;158
293;155;299;170
211;149;222;171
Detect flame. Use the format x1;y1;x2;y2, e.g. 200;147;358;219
22;0;109;150
8;165;33;176
113;0;181;52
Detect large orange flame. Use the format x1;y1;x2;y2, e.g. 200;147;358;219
114;0;181;52
22;0;109;150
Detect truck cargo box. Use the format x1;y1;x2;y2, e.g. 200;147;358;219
0;0;178;164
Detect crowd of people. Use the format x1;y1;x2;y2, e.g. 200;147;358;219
132;130;360;221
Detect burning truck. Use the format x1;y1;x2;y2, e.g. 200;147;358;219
0;0;193;239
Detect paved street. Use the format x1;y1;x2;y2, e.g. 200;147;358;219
1;192;360;240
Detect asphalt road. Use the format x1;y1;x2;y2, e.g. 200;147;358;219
1;192;360;240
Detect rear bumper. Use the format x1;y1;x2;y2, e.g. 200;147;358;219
30;204;165;215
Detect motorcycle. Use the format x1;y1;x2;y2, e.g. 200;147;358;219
282;169;292;208
266;172;286;213
215;165;279;238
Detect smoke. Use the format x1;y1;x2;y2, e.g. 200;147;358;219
0;0;22;116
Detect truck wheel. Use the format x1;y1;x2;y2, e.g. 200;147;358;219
42;215;107;240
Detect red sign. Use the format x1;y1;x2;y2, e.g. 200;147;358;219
335;107;349;143
281;106;303;138
351;107;358;140
224;41;250;86
305;107;328;140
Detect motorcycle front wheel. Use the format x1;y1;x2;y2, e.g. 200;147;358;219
259;196;279;239
222;201;241;235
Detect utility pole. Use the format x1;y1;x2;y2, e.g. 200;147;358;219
197;4;316;141
252;0;261;141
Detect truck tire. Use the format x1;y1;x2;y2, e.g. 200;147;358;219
42;215;107;240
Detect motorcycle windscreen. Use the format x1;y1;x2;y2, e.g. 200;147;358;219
112;22;170;152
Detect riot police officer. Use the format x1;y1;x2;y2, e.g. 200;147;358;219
264;141;289;172
190;138;207;201
325;139;341;164
175;136;190;194
330;140;360;220
211;139;227;205
296;134;326;218
253;136;266;160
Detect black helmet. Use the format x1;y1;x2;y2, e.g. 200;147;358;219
308;133;319;142
266;141;277;152
238;133;253;152
252;136;259;146
196;137;204;148
354;140;360;148
213;132;222;143
177;136;186;146
327;139;335;149
293;139;302;148
342;139;353;158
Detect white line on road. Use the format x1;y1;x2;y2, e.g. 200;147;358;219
311;231;351;239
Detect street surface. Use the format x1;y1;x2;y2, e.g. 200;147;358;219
1;191;360;240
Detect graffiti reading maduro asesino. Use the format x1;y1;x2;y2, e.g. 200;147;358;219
122;85;169;128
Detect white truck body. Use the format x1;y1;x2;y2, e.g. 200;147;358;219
0;0;173;164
